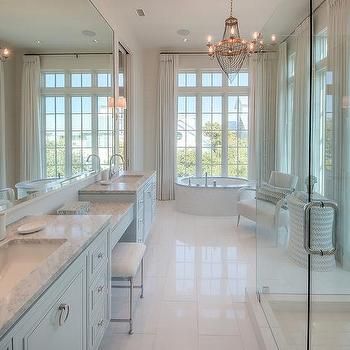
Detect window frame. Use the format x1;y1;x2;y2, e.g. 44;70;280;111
41;69;114;178
176;69;249;178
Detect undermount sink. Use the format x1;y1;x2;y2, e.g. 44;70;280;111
0;239;66;297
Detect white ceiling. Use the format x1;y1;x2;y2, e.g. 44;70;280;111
0;0;113;52
107;0;312;50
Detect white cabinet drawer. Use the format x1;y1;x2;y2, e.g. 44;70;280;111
0;341;12;350
89;264;108;316
89;229;108;283
22;270;85;350
137;191;144;213
89;304;106;350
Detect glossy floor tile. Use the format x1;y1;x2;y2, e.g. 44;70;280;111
99;201;260;350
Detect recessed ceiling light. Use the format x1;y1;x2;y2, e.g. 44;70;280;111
35;40;41;45
136;9;145;16
183;38;188;42
177;29;190;36
82;30;96;37
92;39;98;43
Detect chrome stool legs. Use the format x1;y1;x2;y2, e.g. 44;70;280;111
110;258;144;335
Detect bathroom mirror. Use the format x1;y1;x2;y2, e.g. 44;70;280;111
0;0;114;209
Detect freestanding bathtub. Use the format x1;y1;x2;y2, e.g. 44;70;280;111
175;176;249;216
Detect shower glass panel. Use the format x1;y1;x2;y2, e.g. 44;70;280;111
309;0;350;348
255;0;311;348
256;0;350;348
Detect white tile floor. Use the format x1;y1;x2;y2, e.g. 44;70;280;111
99;201;260;350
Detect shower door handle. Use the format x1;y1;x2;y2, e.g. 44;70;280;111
303;200;338;256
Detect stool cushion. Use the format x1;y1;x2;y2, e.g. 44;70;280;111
111;243;146;278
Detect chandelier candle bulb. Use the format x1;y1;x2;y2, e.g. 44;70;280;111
271;34;276;42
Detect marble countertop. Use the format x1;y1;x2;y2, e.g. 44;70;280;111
0;214;111;339
88;201;134;230
79;170;156;195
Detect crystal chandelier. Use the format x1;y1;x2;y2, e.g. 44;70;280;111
206;0;264;80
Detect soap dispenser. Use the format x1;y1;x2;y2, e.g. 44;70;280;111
0;212;6;241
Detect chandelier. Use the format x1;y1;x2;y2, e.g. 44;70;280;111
206;0;264;80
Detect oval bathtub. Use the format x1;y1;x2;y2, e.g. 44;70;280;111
175;176;249;216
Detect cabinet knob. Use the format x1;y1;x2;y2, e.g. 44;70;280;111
98;319;104;327
58;303;70;326
97;285;104;293
97;252;103;259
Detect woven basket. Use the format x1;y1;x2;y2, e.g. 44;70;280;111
287;193;336;272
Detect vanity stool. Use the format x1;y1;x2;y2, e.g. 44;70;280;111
110;242;146;334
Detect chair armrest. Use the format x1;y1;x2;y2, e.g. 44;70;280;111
273;196;290;230
238;187;256;201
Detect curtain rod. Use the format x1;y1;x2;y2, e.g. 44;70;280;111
24;52;113;56
281;0;326;44
160;52;207;55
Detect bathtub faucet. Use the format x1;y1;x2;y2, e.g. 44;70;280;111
205;172;208;187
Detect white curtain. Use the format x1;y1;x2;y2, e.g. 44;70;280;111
291;19;310;191
20;56;42;181
248;52;278;183
275;42;289;173
0;62;6;188
327;0;350;267
156;54;178;200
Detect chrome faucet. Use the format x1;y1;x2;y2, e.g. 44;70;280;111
86;154;101;173
109;154;125;179
0;188;15;202
205;172;208;187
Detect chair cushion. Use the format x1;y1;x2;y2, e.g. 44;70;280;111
111;243;146;278
256;183;293;207
237;199;288;228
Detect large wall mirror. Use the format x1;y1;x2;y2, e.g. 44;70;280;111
0;0;114;210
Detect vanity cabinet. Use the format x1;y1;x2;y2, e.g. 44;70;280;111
0;341;12;350
79;173;156;243
12;252;87;350
1;225;112;350
20;269;85;350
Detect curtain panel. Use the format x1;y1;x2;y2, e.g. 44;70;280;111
275;42;289;173
327;0;350;267
0;62;6;188
156;54;178;200
291;18;310;191
20;56;42;181
248;52;278;183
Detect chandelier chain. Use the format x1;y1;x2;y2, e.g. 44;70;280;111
230;0;233;17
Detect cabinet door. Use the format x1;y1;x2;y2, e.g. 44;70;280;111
23;270;85;350
143;183;153;241
0;341;12;350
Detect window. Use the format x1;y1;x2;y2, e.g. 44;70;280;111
41;71;113;178
176;70;249;178
178;72;196;87
177;96;197;176
202;72;222;87
228;72;249;87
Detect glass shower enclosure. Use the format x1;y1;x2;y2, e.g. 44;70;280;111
255;0;350;348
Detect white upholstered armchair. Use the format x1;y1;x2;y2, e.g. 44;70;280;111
237;171;298;231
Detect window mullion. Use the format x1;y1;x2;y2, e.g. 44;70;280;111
197;93;202;177
65;92;72;177
222;94;228;177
